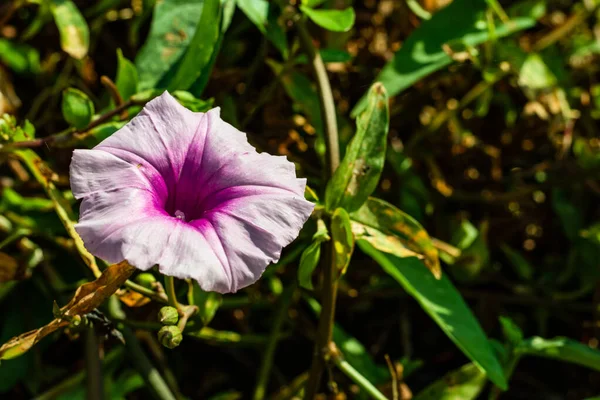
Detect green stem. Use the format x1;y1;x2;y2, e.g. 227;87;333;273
125;279;168;304
121;327;177;400
84;323;105;400
253;285;295;400
295;15;341;399
334;357;388;400
165;276;180;310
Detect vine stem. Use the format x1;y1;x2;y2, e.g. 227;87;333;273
295;15;341;399
165;276;180;311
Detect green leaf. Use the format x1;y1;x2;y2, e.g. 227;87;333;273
298;240;322;291
82;121;127;148
0;39;40;74
50;0;90;60
172;91;214;112
499;316;524;346
295;48;352;64
500;243;534;281
188;282;222;326
518;53;557;89
236;0;288;58
413;363;487;400
301;0;326;7
359;241;507;389
351;0;540;116
331;208;354;276
298;219;329;290
115;49;139;101
166;0;222;91
300;6;355;32
135;0;204;90
61;88;94;129
326;83;389;213
350;197;440;278
516;337;600;372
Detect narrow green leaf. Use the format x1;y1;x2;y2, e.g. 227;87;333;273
0;39;40;74
516;337;600;372
500;243;534;281
115;49;139;101
61;88;94;129
351;0;540;116
188;282;222;326
167;0;221;91
50;0;90;60
300;6;355;32
298;240;321;291
331;208;354;276
359;241;507;389
236;0;288;58
326;83;389;213
298;219;329;290
413;363;487;400
301;0;326;7
350;197;440;278
499;316;524;346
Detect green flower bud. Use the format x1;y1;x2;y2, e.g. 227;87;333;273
158;325;182;349
135;273;156;289
158;306;179;326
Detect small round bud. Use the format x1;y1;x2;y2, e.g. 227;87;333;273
158;326;182;349
158;306;179;326
135;273;157;289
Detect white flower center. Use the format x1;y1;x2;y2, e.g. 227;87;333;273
174;210;186;221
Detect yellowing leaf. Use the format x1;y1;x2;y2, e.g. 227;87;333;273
0;261;135;360
351;197;440;278
50;0;90;60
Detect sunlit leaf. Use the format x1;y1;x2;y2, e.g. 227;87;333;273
61;88;94;129
166;0;221;91
516;337;600;372
351;0;541;116
0;261;135;360
298;219;329;290
136;0;204;90
351;197;440;278
115;49;139;101
331;208;354;276
188;281;222;326
326;83;389;213
236;0;288;58
359;241;507;389
413;363;487;400
50;0;90;60
300;6;355;32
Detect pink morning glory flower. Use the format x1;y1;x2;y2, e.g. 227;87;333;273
70;92;314;293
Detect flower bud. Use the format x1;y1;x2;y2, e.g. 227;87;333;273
135;273;156;289
158;325;182;349
158;306;179;326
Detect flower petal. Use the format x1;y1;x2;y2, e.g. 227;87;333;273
202;184;314;292
70;149;167;201
116;218;231;293
96;91;203;191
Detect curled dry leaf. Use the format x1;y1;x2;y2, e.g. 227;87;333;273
0;261;136;360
